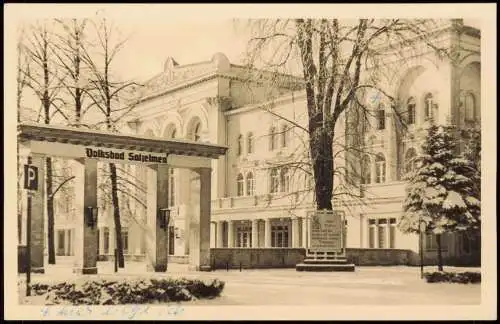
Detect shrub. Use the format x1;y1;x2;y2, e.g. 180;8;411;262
423;271;481;284
30;278;225;305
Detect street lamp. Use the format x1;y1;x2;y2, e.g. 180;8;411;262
86;206;98;228
158;208;170;230
419;214;426;279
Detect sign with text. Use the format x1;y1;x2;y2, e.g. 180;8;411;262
85;147;168;164
24;164;38;191
309;210;345;252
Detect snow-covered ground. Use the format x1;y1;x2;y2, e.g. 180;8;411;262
18;259;481;306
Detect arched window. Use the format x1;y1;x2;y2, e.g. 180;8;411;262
270;168;279;193
375;153;386;183
237;134;243;156
280;167;290;192
246;172;255;196
424;93;434;120
464;93;475;121
236;173;244;197
361;155;371;185
247;132;254;154
170;128;177;139
269;127;278;151
193;122;201;141
404;148;418;175
281;125;290;148
168;168;175;207
407;97;416;125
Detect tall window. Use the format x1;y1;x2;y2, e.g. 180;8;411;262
57;230;65;256
193;122;201;141
407;97;416;125
236;224;252;248
389;218;396;248
377;106;386;130
378;218;387;248
237;134;243;156
103;227;109;254
269;127;278;151
404;148;418;175
271;224;289;247
424;93;434;120
270;168;280;193
361;155;371;184
236;173;244;197
247;132;254;154
246;172;255;196
281;124;290;148
280;167;290;192
375;153;386;183
368;219;376;248
122;228;129;254
168;168;175;207
464;93;475;121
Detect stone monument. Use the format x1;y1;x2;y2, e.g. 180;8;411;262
296;210;355;272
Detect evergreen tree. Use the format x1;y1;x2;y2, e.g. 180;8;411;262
399;123;481;271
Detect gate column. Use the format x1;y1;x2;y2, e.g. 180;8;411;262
145;164;169;272
73;158;98;274
29;154;46;273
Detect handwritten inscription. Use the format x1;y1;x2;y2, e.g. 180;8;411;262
310;212;343;252
40;304;184;319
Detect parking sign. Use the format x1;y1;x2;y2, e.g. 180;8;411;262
24;164;38;191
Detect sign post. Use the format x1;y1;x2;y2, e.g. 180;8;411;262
23;160;38;297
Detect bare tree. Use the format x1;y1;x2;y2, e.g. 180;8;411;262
241;18;452;211
22;20;68;264
81;16;143;268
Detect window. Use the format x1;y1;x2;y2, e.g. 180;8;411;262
237;134;243;156
247;132;254;154
193;122;201;141
281;125;290;148
375;154;386;183
271;225;289;247
269;127;278;151
246;172;255;196
168;168;175;207
424;93;434;120
425;233;448;251
389;218;397;248
171;128;176;139
377;107;385;130
404;148;418;175
236;173;244;197
103;227;109;254
361;155;371;184
368;226;375;248
122;228;129;254
407;97;416;125
464;93;475;121
57;230;65;256
280;168;290;192
236;224;252;248
270;168;280;193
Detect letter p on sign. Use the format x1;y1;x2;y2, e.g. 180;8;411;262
24;164;38;191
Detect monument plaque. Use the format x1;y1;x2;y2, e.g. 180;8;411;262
309;210;344;252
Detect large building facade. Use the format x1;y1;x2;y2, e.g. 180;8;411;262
46;20;480;265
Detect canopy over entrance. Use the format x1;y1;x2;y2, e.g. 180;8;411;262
18;122;227;274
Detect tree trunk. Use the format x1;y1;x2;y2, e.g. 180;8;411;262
110;162;125;268
436;233;444;271
310;129;334;210
46;157;56;264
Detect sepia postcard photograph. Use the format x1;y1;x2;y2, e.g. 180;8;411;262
3;3;497;321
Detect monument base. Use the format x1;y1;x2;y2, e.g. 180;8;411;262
296;257;355;272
